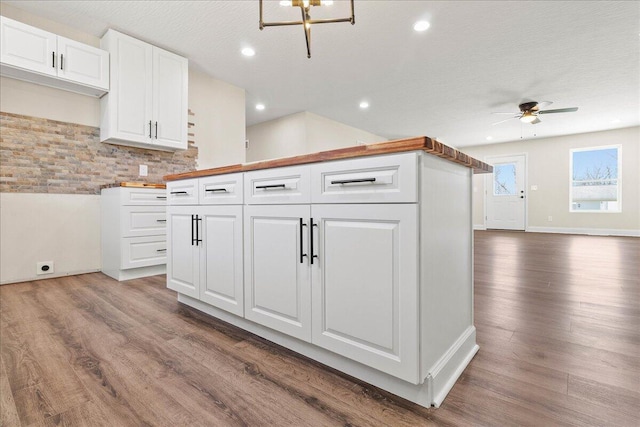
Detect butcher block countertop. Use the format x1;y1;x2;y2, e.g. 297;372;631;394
100;182;167;189
164;136;492;182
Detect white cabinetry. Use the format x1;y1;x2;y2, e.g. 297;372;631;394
244;204;311;341
0;16;109;96
100;29;188;151
168;150;478;408
101;186;167;281
167;176;244;316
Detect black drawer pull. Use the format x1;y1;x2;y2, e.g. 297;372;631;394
170;191;188;195
299;218;308;264
331;178;376;185
156;219;166;223
206;188;228;193
156;196;167;199
256;184;286;190
156;248;166;252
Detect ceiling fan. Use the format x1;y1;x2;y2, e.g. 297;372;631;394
492;101;578;125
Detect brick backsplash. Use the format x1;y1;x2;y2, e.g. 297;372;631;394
0;112;197;194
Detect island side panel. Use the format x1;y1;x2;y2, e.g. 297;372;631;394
418;153;476;392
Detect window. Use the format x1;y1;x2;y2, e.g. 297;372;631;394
493;162;517;195
570;145;621;212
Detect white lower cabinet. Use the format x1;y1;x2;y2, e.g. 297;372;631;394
244;205;311;341
311;204;419;383
168;151;478;408
167;205;244;316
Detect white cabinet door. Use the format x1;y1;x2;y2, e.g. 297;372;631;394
0;16;56;76
152;47;188;150
311;204;420;383
167;206;199;298
57;36;109;89
102;30;153;144
244;205;311;341
199;206;244;316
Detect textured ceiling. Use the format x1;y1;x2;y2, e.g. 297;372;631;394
4;1;639;147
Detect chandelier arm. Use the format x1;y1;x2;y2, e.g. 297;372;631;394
262;21;306;27
301;7;311;58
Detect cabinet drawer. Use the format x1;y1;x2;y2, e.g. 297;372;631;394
121;206;166;237
167;179;198;205
245;165;310;204
199;173;243;205
119;187;167;205
121;235;166;269
311;152;418;204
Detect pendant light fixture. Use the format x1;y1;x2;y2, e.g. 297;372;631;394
259;0;355;58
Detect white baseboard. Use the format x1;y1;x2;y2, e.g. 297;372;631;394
0;268;101;285
526;226;639;237
473;224;486;230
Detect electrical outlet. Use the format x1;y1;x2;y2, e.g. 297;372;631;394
548;216;553;222
139;164;148;177
36;261;54;275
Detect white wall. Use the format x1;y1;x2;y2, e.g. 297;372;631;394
189;69;246;169
0;6;246;284
246;111;386;162
464;127;639;236
0;194;101;284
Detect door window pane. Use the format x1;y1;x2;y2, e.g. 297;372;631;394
493;163;517;195
570;146;621;212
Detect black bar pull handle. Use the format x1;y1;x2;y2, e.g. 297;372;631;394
170;191;188;195
195;215;202;246
52;51;56;68
205;188;228;193
156;248;166;252
156;196;167;199
60;53;63;70
191;214;195;246
299;218;308;264
330;178;376;185
310;218;318;265
155;121;158;139
156;219;166;223
255;183;286;190
149;120;152;138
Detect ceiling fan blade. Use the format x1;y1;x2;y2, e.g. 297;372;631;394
531;117;541;124
492;116;518;125
538;107;579;114
491;112;519;115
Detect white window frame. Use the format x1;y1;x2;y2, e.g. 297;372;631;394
569;144;622;213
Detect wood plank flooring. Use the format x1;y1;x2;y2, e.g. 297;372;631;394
1;231;639;426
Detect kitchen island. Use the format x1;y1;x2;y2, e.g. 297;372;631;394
163;136;491;408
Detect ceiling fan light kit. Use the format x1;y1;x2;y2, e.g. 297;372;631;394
259;0;355;58
492;101;579;126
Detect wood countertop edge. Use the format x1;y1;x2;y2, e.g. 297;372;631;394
164;136;492;182
100;182;167;189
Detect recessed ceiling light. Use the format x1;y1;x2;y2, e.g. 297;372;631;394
255;103;265;111
486;136;493;141
359;101;369;109
241;47;255;57
413;20;430;32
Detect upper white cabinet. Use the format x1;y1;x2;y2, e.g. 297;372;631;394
0;16;109;96
100;29;188;151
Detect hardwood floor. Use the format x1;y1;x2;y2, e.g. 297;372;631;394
1;231;638;426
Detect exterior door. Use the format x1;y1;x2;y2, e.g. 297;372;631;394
244;205;311;342
199;206;244;316
486;154;526;230
310;204;420;383
166;206;199;298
